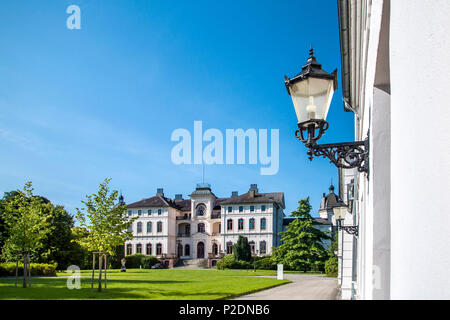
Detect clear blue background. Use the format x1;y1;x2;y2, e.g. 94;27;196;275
0;0;355;217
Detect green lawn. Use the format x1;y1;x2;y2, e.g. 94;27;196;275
0;269;290;300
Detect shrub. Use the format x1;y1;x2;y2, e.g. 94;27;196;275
0;263;57;276
254;256;277;270
124;254;159;269
325;256;338;276
216;254;252;270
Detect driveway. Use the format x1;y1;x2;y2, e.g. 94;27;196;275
234;274;338;300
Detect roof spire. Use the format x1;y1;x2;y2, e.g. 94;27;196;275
309;44;314;58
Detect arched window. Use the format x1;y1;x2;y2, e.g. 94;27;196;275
227;219;233;230
249;218;255;230
177;243;183;257
260;218;266;230
156;243;162;255
137;222;142;233
198;223;205;233
238;218;244;230
157;221;162;232
226;242;233;254
260;241;266;254
185;244;190;256
147;221;152;233
126;243;132;255
136;243;142;254
196;204;206;216
197;242;205;258
146;243;152;255
212;243;218;256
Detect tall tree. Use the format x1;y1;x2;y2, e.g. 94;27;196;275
272;197;331;272
1;182;52;287
233;236;252;262
75;178;136;291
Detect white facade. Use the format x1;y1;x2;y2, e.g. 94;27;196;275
336;0;450;299
124;184;285;262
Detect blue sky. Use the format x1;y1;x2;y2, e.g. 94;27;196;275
0;1;355;218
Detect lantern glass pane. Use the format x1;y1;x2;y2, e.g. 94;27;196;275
289;77;335;123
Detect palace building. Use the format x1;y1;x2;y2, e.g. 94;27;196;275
123;183;285;267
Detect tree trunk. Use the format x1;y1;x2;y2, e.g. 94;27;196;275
98;253;103;292
91;253;95;291
23;253;27;288
104;255;107;289
15;259;18;288
28;253;31;288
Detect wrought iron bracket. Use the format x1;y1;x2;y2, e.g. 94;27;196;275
295;120;369;173
337;220;359;236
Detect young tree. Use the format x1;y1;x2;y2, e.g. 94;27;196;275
1;182;52;288
272;197;331;272
233;235;252;262
75;178;136;291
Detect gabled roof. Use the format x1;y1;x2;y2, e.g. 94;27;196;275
127;194;173;208
173;199;191;211
220;191;285;209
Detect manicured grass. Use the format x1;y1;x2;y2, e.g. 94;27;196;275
0;269;290;300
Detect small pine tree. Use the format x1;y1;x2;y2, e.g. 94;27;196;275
233;235;252;262
272;197;331;272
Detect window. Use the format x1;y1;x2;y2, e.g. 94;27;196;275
228;206;232;213
196;204;206;216
184;244;190;256
137;222;142;233
260;218;266;230
250;205;254;212
128;210;132;216
126;243;132;255
138;210;142;216
157;209;162;215
226;242;233;254
249;218;255;230
239;206;243;212
227;219;233;231
238;218;244;230
157;221;162;232
146;243;152;255
147;221;152;233
127;225;133;233
249;241;255;254
261;205;266;212
136;243;142;254
148;209;152;215
198;223;205;233
156;243;162;255
260;241;266;254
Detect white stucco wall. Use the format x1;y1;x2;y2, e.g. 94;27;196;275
390;0;450;299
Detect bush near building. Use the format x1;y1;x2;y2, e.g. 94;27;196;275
216;254;252;270
325;256;338;276
124;254;159;269
0;262;57;276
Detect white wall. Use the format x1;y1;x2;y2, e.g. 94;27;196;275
390;0;450;299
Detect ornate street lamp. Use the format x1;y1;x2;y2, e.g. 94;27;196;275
284;46;369;173
332;199;358;236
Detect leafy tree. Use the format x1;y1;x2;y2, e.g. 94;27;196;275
1;182;52;287
272;197;331;272
75;178;136;291
233;235;252;262
0;191;20;258
33;205;75;269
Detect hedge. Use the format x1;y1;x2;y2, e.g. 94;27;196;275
216;254;252;270
0;263;57;277
124;254;159;269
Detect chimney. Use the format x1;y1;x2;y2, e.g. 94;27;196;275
156;188;164;196
175;194;183;200
231;191;238;197
249;184;258;197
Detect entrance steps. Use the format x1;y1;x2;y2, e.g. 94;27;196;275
174;258;208;269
